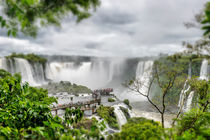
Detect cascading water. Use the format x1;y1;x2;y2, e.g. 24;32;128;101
0;58;8;70
178;82;190;108
199;59;209;80
135;61;154;95
45;59;126;89
1;56;129;88
14;58;36;85
186;59;209;111
185;91;194;111
178;62;191;110
0;58;45;86
116;61;154;102
32;63;46;84
46;62;93;86
179;59;209;112
113;105;127;128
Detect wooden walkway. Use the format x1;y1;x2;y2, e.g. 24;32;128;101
51;99;101;115
51;88;113;115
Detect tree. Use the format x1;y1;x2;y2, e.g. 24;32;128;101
182;39;210;56
201;2;210;36
170;79;210;140
0;70;104;139
126;59;186;128
183;2;210;56
0;0;100;37
107;117;164;140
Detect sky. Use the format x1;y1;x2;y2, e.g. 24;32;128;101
0;0;208;57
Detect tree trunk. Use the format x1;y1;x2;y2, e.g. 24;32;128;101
161;113;164;128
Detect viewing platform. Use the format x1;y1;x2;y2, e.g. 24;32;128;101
51;88;114;116
93;88;113;95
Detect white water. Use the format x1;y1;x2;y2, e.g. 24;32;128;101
199;59;209;80
186;59;209;110
14;58;37;85
135;61;154;95
185;91;194;112
116;61;154;102
113;105;127;128
33;63;45;84
0;58;8;70
45;59;126;89
178;82;190;108
179;59;209;112
0;58;46;86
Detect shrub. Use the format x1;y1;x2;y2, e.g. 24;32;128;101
123;99;129;106
123;99;132;110
108;98;115;102
96;106;119;130
108;117;164;140
6;53;47;65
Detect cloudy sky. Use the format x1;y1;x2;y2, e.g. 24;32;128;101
0;0;208;57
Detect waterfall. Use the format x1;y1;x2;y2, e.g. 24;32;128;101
0;58;46;86
135;61;154;95
178;82;189;108
179;59;209;112
199;59;209;80
116;61;154;102
113;105;127;128
13;58;37;85
186;59;209;110
45;59;126;89
107;60;124;82
178;62;192;108
185;91;194;112
46;62;92;85
0;58;8;70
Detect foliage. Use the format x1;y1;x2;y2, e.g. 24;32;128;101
73;117;106;139
119;106;130;120
183;39;210;56
171;108;210;140
123;99;129;106
6;53;47;65
0;69;11;78
108;98;115;102
0;0;100;37
152;55;205;106
96;106;119;130
127;55;188;128
0;70;104;139
201;2;210;36
107;117;164;140
0;71;58;139
190;78;210;109
41;81;92;94
64;108;84;125
123;99;132;110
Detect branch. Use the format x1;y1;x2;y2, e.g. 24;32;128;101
128;76;163;114
154;65;163;89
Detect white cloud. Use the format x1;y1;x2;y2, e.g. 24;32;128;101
0;0;208;57
0;36;45;56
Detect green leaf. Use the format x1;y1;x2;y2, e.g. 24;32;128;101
7;30;11;36
1;20;6;28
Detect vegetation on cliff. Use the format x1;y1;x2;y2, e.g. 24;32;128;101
120;107;130;120
151;54;209;106
40;81;92;94
96;106;119;130
6;53;47;65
